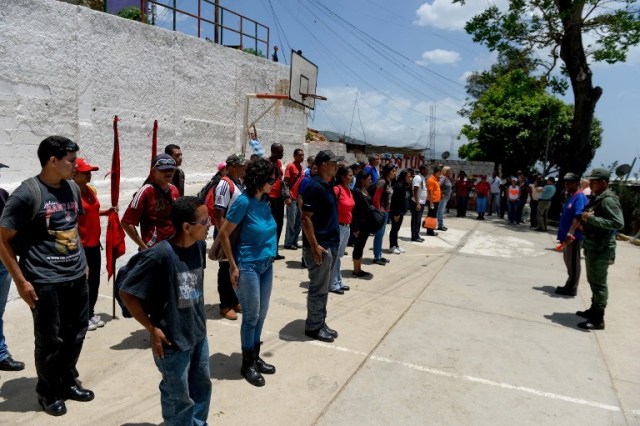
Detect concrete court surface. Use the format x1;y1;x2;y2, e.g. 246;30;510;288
0;214;638;425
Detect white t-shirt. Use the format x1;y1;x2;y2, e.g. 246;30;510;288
490;176;501;194
412;174;427;204
214;178;242;213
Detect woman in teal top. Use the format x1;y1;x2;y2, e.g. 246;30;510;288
219;158;277;387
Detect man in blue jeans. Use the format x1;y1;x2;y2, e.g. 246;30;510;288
120;197;212;426
301;150;343;343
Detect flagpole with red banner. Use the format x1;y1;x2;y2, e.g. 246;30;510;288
107;115;127;318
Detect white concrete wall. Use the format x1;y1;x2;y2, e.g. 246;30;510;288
0;0;309;196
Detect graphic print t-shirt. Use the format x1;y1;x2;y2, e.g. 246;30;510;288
0;178;86;284
119;240;207;352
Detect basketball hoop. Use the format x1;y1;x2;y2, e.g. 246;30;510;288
301;93;327;101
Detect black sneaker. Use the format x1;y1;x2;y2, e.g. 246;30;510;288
305;328;334;342
352;270;372;278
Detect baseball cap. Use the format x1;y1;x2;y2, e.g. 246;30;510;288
563;172;580;182
585;168;610;181
226;154;248;166
217;161;227;172
76;158;99;173
152;153;177;171
314;150;344;166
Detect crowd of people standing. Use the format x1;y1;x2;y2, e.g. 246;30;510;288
0;136;625;424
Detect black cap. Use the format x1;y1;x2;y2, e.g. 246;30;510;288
563;172;580;182
314;150;344;166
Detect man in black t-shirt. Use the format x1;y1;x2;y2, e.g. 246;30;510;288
119;196;211;426
301;150;343;343
0;136;90;417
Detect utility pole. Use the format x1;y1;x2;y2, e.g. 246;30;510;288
214;0;220;44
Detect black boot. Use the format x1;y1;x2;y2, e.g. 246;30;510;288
254;342;276;375
578;308;605;330
241;349;265;387
576;307;594;319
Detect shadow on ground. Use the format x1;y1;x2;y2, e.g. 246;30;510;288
543;312;590;332
110;329;149;350
0;377;38;413
278;319;309;342
209;352;242;381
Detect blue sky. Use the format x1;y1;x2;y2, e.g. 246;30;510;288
150;0;640;172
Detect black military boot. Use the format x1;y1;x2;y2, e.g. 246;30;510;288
254;342;276;375
241;349;265;387
577;308;605;330
576;307;595;319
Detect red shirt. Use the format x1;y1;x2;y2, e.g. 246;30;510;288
334;185;355;225
78;185;101;247
122;183;179;247
455;179;469;196
284;162;303;198
475;181;491;197
268;159;283;199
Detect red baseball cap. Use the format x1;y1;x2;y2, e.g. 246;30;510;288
76;158;99;173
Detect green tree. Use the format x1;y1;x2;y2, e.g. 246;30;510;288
454;0;640;175
458;68;602;176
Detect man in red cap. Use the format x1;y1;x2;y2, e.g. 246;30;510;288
122;154;179;250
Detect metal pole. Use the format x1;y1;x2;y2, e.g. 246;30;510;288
214;0;220;44
242;95;250;156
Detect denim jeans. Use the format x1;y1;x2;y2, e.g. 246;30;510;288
373;211;389;259
32;276;89;397
476;196;487;214
330;224;350;290
436;196;450;228
234;258;274;350
410;201;424;239
490;193;501;216
0;262;11;361
507;200;520;223
154;336;211;426
303;246;337;330
284;204;301;247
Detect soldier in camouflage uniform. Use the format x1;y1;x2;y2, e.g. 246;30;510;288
576;168;624;330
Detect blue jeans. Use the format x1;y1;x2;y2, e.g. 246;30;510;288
234;258;274;350
284;204;301;247
508;200;520;223
437;196;450;228
490;193;501;216
373;211;389;259
330;224;350;290
303;246;337;330
154;337;211;426
476;196;487;214
0;262;11;361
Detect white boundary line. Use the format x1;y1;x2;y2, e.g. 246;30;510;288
216;321;634;414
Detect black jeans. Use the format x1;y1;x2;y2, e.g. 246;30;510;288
32;276;89;397
389;213;404;248
217;261;239;309
84;245;101;317
410;201;424;239
427;202;439;235
352;229;370;260
269;196;285;253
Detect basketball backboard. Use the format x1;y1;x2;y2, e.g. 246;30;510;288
289;50;321;110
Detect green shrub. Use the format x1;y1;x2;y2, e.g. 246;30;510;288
242;48;265;58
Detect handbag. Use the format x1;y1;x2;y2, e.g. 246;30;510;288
208;224;241;261
367;205;385;234
422;216;437;230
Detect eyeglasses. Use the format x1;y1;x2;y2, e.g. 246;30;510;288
190;217;211;227
154;158;177;168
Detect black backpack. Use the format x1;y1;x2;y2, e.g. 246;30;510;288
114;240;173;318
196;174;222;202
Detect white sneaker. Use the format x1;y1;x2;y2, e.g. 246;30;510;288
392;246;401;254
90;315;105;328
87;321;97;331
397;246;406;253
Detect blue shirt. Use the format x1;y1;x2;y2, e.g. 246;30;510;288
364;165;379;184
540;184;556;201
225;194;277;261
248;138;265;158
302;175;340;249
557;191;588;241
298;175;313;197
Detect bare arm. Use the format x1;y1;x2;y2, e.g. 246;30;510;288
0;228;37;308
119;291;171;358
218;219;240;288
122;222;147;250
301;211;326;265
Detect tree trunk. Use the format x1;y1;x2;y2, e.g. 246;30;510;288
558;0;602;175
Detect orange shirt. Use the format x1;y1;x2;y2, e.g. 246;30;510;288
427;175;441;202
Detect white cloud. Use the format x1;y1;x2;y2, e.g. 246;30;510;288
416;49;461;66
314;86;467;153
414;0;509;31
459;71;473;82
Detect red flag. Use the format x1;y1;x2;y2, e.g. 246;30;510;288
106;115;126;279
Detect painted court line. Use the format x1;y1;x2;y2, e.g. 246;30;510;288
217;321;632;414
